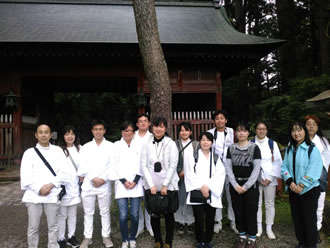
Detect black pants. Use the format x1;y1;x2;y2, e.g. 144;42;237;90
151;213;174;246
192;204;216;243
289;186;320;247
230;184;259;236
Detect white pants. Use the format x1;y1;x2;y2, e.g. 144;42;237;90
81;191;111;238
57;204;78;240
257;184;276;225
215;180;235;222
137;201;152;232
317;192;326;231
26;203;59;248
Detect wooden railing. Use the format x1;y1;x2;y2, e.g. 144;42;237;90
0;114;14;167
172;111;214;141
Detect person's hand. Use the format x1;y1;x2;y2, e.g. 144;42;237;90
261;179;271;186
124;181;131;189
234;185;246;194
289;182;301;194
201;185;210;198
92;178;105;188
150;186;157;195
127;181;137;189
179;171;184;178
39;183;54;196
79;177;84;183
161;186;168;195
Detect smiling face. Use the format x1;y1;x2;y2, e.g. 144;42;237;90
64;130;76;147
291;125;306;145
214;113;227;132
122;125;135;144
236;128;249;142
305;118;318;138
179;126;192;141
200;134;213;151
35;124;52;147
152;123;166;139
91;124;106;143
256;123;268;140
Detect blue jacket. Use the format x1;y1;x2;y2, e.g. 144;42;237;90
281;142;323;195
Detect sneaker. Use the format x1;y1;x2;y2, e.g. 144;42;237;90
121;241;129;248
230;222;239;234
246;240;257;248
147;228;154;237
129;240;136;248
187;225;194;234
80;238;92;248
103;237;113;248
196;243;204;248
67;236;80;248
58;239;67;248
236;238;247;248
135;228;144;238
178;224;185;234
154;242;162;248
266;230;276;239
256;228;262;238
214;221;222;233
163;244;171;248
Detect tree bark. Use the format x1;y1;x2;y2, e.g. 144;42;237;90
133;0;172;136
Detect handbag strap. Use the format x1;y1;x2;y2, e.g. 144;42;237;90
34;147;56;176
68;153;78;172
210;151;212;178
179;140;193;154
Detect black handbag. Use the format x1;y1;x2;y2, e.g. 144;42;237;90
190;149;213;204
34;147;66;201
144;189;179;216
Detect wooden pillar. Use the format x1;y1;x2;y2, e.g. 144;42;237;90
177;70;183;90
137;71;146;114
12;76;22;160
216;72;222;110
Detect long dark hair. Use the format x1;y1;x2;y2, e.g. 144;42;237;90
178;122;193;140
304;114;328;147
59;125;80;157
287;121;311;153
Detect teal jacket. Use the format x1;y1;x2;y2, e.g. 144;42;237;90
281;142;323;195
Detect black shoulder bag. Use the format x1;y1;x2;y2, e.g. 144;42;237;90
190;151;213;204
34;147;66;201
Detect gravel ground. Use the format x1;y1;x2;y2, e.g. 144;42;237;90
0;181;328;248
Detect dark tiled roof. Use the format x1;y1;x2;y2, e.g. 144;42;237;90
0;2;282;46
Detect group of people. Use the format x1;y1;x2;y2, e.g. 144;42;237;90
20;111;329;248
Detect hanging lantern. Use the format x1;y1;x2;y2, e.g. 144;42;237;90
5;91;20;109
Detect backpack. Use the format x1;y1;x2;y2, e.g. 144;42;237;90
228;143;257;167
251;138;274;162
193;145;219;166
307;144;328;192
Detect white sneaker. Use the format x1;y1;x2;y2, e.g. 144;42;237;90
121;241;129;248
80;238;92;248
214;222;222;233
129;240;137;248
230;222;239;234
256;228;262;237
103;237;113;248
266;230;276;239
135;229;144;238
147;228;154;237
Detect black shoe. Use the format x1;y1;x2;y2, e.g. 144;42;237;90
67;236;80;248
187;225;194;234
58;239;67;248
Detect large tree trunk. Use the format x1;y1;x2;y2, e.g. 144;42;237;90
133;0;172;135
311;0;330;75
276;0;296;92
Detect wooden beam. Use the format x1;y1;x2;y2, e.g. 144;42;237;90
12;76;22;159
216;72;222;110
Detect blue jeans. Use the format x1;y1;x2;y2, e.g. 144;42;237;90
117;197;141;241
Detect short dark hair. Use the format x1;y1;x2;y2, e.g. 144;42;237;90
36;123;51;132
199;131;214;143
212;109;228;121
91;119;107;129
151;117;168;128
178;122;192;133
120;121;136;131
255;121;269;130
136;113;150;123
235;121;249;132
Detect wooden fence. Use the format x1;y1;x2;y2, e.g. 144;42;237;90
0;114;14;167
172;111;214;141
